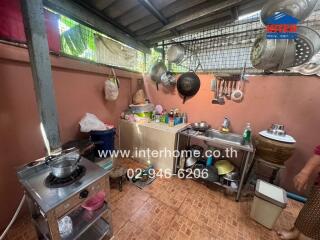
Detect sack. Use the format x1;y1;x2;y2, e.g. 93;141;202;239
132;89;145;105
79;113;107;132
104;68;119;101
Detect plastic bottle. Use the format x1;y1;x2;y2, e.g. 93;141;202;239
242;123;252;144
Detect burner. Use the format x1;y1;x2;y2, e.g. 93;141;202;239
45;165;86;188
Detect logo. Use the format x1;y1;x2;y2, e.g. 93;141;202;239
265;12;299;40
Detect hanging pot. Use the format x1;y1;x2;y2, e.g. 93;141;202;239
261;0;318;26
167;44;186;64
177;71;201;104
150;61;167;90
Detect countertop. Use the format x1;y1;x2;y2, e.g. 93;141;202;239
120;119;188;134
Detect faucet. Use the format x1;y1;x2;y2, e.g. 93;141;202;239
220;117;231;133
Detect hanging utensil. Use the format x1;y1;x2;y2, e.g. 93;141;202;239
231;63;246;102
177;71;201;104
261;0;318;26
225;81;231;100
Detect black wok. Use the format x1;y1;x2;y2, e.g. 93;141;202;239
177;72;201;103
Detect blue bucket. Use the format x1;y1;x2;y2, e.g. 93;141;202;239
90;128;116;158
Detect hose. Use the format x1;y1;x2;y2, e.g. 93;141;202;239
0;194;26;240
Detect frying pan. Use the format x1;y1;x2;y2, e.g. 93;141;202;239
177;71;201;104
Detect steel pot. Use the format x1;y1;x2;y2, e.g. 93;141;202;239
167;44;185;64
177;71;201;103
261;0;318;26
150;61;167;90
46;150;81;178
250;33;293;71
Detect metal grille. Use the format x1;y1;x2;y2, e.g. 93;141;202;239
160;9;320;74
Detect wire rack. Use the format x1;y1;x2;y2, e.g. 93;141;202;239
161;9;320;74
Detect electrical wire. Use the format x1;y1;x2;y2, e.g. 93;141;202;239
0;194;26;240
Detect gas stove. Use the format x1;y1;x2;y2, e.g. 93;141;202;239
18;158;107;214
17;157;113;240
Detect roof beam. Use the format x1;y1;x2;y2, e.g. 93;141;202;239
155;0;242;33
43;0;150;53
138;0;169;25
21;0;61;151
73;0;136;36
137;0;179;35
142;11;232;44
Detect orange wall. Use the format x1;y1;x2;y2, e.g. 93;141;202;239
144;73;320;193
0;43;141;230
1;41;320;231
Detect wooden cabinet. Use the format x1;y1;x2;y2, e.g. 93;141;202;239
119;120;187;172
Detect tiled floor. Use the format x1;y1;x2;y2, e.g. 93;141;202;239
5;158;303;240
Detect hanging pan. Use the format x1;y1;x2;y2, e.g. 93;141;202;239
150;61;167;90
177;71;201;104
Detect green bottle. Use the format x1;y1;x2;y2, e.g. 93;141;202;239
242;123;252;144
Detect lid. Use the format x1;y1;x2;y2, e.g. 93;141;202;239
255;179;288;208
259;130;296;144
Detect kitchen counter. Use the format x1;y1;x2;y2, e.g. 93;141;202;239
121;119;188;134
119;119;187;171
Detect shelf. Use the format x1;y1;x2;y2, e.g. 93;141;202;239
60;202;109;240
31;217;50;240
78;218;111;240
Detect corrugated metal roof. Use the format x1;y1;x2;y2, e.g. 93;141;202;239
73;0;264;47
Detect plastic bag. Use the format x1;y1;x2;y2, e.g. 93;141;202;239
104;68;119;101
132;89;145;105
79;113;107;132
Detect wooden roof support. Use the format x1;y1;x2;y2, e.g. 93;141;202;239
43;0;150;53
155;0;242;33
21;0;61;151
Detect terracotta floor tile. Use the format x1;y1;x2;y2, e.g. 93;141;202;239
162;214;215;240
5;158;304;240
130;197;177;238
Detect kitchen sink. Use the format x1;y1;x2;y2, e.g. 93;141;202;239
205;129;243;145
202;129;253;151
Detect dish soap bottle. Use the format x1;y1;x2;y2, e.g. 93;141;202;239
242;123;252;145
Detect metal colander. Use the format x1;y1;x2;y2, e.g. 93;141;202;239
292;26;320;67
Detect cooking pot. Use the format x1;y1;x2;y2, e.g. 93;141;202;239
261;0;318;26
177;71;201;103
46;149;81;178
191;121;210;132
167;44;186;64
150;61;167;90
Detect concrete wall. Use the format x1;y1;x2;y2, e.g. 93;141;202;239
0;43;142;231
144;73;320;194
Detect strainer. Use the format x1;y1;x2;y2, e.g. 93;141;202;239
291;26;320;67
